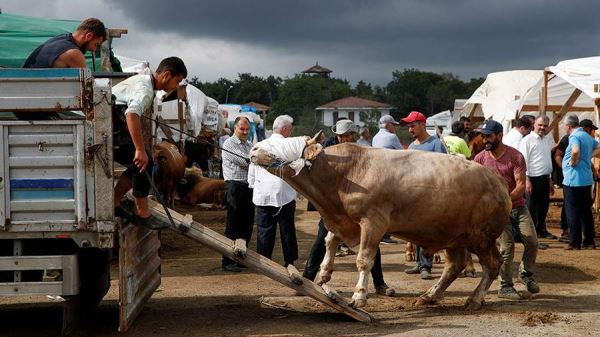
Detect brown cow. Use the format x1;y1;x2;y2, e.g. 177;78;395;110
153;141;186;207
176;169;225;207
250;135;510;310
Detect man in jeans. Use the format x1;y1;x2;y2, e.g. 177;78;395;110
473;120;539;299
562;119;600;250
402;111;446;280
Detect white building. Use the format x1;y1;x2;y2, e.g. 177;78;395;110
315;96;393;127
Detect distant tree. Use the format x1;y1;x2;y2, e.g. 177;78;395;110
354;80;375;100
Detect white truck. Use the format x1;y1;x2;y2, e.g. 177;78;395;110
0;68;161;335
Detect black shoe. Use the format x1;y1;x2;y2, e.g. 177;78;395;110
537;242;549;250
380;234;398;245
539;231;558;240
222;264;242;272
405;266;420;274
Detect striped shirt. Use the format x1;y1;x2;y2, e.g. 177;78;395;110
222;135;252;182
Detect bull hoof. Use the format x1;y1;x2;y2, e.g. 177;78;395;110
464;297;483;311
350;292;367;308
317;270;332;285
433;254;442;264
413;296;436;307
405;252;416;262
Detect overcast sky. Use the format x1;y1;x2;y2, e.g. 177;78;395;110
2;0;600;85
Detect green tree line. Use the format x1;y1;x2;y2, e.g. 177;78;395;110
189;69;484;134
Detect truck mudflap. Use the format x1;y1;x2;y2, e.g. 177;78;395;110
118;222;161;332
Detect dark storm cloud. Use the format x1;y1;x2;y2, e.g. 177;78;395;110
106;0;600;79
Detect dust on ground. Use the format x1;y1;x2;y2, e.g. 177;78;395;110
1;193;600;337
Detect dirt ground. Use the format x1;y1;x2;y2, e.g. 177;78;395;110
1;193;600;337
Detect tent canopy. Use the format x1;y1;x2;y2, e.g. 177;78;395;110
462;70;543;130
519;56;600;111
0;12;121;70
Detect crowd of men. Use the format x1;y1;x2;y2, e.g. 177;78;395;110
221;108;600;302
25;16;599;302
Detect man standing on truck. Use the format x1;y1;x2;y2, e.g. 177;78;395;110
17;18;107;120
113;57;188;229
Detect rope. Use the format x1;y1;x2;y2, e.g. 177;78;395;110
139;114;250;163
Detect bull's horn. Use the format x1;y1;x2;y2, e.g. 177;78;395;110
307;130;323;145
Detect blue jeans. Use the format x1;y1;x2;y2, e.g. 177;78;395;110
416;246;433;271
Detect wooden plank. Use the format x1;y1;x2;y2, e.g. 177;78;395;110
539;70;549;116
467;103;479;120
123;194;373;323
119;222;161;332
521;104;593;112
547;89;583;139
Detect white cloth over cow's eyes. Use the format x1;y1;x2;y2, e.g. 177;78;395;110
254;136;308;175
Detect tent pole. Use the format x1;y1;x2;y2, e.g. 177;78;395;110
467;103;479;120
547;89;582;143
539;69;549;117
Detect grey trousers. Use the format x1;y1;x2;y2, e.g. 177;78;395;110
498;205;538;288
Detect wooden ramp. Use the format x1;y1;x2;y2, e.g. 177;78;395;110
122;195;372;322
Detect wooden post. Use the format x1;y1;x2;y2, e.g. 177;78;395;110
467;103;479;120
176;85;187;152
539;69;549;117
547;88;582;143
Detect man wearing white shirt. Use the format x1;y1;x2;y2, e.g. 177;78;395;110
519;115;556;239
372;115;403;149
503;116;532;149
248;115;298;266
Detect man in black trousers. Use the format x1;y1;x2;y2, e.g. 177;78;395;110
221;116;255;272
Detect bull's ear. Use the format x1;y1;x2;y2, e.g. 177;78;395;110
303;144;323;161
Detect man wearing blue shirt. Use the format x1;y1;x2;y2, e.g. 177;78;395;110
562;120;600;249
372;115;403;149
402;111;446;280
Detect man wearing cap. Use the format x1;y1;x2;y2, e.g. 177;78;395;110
519;115;556;240
372;115;403;149
402;111;446;280
371;115;401;244
302;119;396;297
553;115;580;242
473;120;539;299
562;118;600;250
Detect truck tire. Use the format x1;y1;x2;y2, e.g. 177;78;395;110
78;249;111;310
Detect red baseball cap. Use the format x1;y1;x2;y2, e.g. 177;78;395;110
401;111;427;124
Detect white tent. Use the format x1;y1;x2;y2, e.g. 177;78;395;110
462;70;543;132
426;110;453;136
116;54;150;74
516;56;600;140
